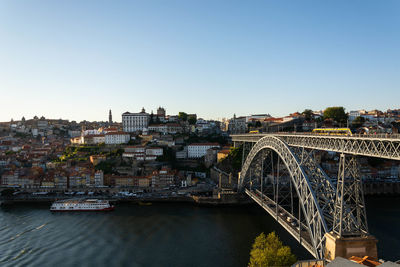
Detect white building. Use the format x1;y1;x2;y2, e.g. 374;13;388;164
94;171;104;187
122;146;163;161
125;146;146;153
83;129;100;136
68;130;81;137
246;114;271;123
105;132;130;145
81;134;105;145
187;143;220;158
32;128;38;137
176;149;187;159
146;147;163;156
122;108;150;132
349;110;361;122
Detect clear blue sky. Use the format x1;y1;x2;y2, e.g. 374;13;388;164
1;0;399;122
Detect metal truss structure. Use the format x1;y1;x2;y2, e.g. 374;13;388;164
332;154;368;236
239;136;332;258
235;133;400;259
233;133;400;160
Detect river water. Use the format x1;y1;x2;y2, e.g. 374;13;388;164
0;196;398;267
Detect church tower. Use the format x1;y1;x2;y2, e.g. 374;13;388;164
109;109;112;124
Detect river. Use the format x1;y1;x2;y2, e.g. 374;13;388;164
0;196;398;267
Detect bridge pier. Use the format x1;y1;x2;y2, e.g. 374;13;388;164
324;232;378;261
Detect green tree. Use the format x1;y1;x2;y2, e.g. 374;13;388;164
302;109;313;121
188;115;197;125
229;146;243;171
95;160;115;174
249;232;297;267
150;111;154;124
323;107;348;124
178;112;188;121
351;116;365;128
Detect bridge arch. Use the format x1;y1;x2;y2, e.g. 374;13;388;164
238;136;332;258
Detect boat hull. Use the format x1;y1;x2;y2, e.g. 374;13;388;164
51;206;115;212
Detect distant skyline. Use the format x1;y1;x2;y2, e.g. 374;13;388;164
1;0;399;122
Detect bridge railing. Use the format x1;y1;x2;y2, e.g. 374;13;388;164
275;132;400;139
232;132;400;140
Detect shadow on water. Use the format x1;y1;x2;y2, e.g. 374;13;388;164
365;196;400;261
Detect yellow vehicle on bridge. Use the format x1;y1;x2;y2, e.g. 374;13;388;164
249;130;260;134
312;128;352;136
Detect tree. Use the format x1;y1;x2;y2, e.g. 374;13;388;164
150;111;154;124
302;109;313;121
351;116;365;128
188;115;197;125
228;146;242;171
178;112;188;121
249;232;297;267
323;107;348;124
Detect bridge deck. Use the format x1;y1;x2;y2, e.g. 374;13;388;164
245;189;316;257
232;133;400;160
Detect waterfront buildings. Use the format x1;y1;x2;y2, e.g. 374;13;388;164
94;171;104;187
113;176;151;188
151;168;177;189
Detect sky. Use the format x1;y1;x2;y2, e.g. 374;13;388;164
0;0;399;122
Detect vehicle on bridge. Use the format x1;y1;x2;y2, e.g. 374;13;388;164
249;130;260;134
312;128;352;136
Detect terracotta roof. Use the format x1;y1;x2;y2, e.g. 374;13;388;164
349;256;381;267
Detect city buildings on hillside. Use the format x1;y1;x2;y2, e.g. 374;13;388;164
105;132;130;145
81;134;105;145
151;167;177;189
148;123;183;134
228;114;247;134
113;176;151;188
187;143;220;158
122;108;150;132
122;146;163;161
246;114;271;122
156;107;166;122
349;109;396;124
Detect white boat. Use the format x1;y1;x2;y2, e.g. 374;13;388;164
50;199;114;212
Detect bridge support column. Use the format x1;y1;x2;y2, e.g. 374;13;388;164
328;154;377;261
333;154;368;236
324;232;378;261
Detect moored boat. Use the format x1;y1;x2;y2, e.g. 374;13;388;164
50;199;114;212
138;201;152;206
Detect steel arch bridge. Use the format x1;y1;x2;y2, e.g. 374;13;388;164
232;133;400;259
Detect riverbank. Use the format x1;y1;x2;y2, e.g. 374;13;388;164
363;182;400;195
0;192;252;207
